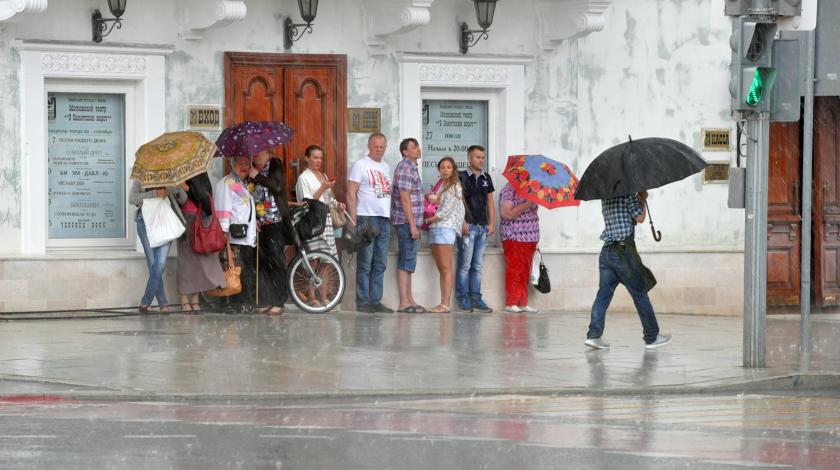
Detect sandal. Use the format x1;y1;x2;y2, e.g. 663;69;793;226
181;303;193;312
191;304;201;312
429;304;450;313
139;305;156;314
267;306;284;315
159;306;170;315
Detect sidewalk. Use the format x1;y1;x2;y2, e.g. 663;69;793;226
0;309;838;399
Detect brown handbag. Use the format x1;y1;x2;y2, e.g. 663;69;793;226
205;241;242;297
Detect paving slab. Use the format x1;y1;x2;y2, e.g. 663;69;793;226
0;310;837;399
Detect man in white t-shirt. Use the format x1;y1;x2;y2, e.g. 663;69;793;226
347;133;393;313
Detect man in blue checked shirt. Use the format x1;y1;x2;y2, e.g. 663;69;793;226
585;191;672;350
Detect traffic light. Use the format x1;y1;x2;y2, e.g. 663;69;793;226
729;18;778;112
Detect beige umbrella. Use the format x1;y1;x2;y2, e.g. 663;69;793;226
131;131;216;188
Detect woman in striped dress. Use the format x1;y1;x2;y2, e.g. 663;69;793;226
295;145;344;308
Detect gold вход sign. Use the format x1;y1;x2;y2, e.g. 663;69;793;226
348;108;381;133
702;128;731;152
187;105;222;131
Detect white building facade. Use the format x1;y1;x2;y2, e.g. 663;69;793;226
0;0;744;314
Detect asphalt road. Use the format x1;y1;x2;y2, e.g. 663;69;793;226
1;392;838;469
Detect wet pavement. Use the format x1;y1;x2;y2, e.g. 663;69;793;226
1;310;839;468
0;310;838;397
1;392;839;469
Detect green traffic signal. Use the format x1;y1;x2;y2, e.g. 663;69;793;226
745;67;777;107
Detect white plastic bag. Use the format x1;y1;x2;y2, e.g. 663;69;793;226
530;249;542;285
141;197;185;248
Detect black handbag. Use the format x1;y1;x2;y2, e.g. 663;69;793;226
229;200;252;239
340;220;377;253
535;256;551;294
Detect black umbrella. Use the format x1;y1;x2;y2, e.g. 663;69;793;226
574;137;707;241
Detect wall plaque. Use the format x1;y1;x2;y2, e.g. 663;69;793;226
348;108;381;133
704;162;730;183
47;92;126;239
186;104;222;130
702;128;731;151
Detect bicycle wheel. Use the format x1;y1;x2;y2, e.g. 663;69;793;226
287;250;345;313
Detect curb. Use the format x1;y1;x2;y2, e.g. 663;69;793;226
2;373;839;403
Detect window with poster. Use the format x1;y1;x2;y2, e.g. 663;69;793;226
46;83;135;249
421;99;489;188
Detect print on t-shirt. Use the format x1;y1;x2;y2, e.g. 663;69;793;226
369;169;392;199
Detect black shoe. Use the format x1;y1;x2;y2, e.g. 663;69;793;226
357;304;374;313
372;303;394;313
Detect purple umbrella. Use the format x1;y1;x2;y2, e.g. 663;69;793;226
214;121;294;158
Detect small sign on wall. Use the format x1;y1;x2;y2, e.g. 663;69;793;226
702;128;731;152
704;162;730;183
186;105;222;131
348;108;381;133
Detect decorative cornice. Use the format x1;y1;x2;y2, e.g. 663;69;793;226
535;0;613;50
42;52;147;75
418;63;509;85
0;0;47;26
179;0;247;41
363;0;435;54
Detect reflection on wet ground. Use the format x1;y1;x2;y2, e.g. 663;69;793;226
0;393;838;469
0;311;838;396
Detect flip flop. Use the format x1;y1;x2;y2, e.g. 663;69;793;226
191;304;201;312
397;306;424;313
181;303;193;312
429;305;450;313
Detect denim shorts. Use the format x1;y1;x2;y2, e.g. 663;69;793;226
394;223;419;273
428;226;457;245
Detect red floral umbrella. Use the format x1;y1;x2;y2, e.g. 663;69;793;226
502;155;581;209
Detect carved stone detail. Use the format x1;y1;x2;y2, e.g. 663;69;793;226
534;0;614;50
179;0;247;40
363;0;434;53
418;64;509;84
0;0;47;26
42;52;147;75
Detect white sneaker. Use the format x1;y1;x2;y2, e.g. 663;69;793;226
645;334;672;350
504;305;522;313
584;337;611;350
520;305;538;313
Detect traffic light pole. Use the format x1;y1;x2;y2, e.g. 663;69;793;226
743;112;770;368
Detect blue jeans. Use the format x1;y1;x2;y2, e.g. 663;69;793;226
356;216;391;305
136;212;172;307
456;224;489;303
587;243;660;344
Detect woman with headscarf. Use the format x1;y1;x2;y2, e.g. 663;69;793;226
214;155;258;313
176;173;226;312
249;149;293;315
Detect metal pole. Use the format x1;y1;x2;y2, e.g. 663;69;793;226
800;29;816;354
744;113;770;368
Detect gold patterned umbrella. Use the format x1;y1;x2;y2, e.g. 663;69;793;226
131;131;216;189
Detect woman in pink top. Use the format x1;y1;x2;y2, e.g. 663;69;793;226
499;183;540;313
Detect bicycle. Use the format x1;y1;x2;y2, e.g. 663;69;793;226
285;199;346;313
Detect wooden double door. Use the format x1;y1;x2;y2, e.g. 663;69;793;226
223;52;348;200
768;96;840;307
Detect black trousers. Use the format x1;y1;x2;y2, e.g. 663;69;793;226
257;223;289;307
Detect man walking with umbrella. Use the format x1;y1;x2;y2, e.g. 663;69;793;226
575;136;706;350
584;191;671;350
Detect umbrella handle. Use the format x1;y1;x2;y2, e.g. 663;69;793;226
644;200;662;242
